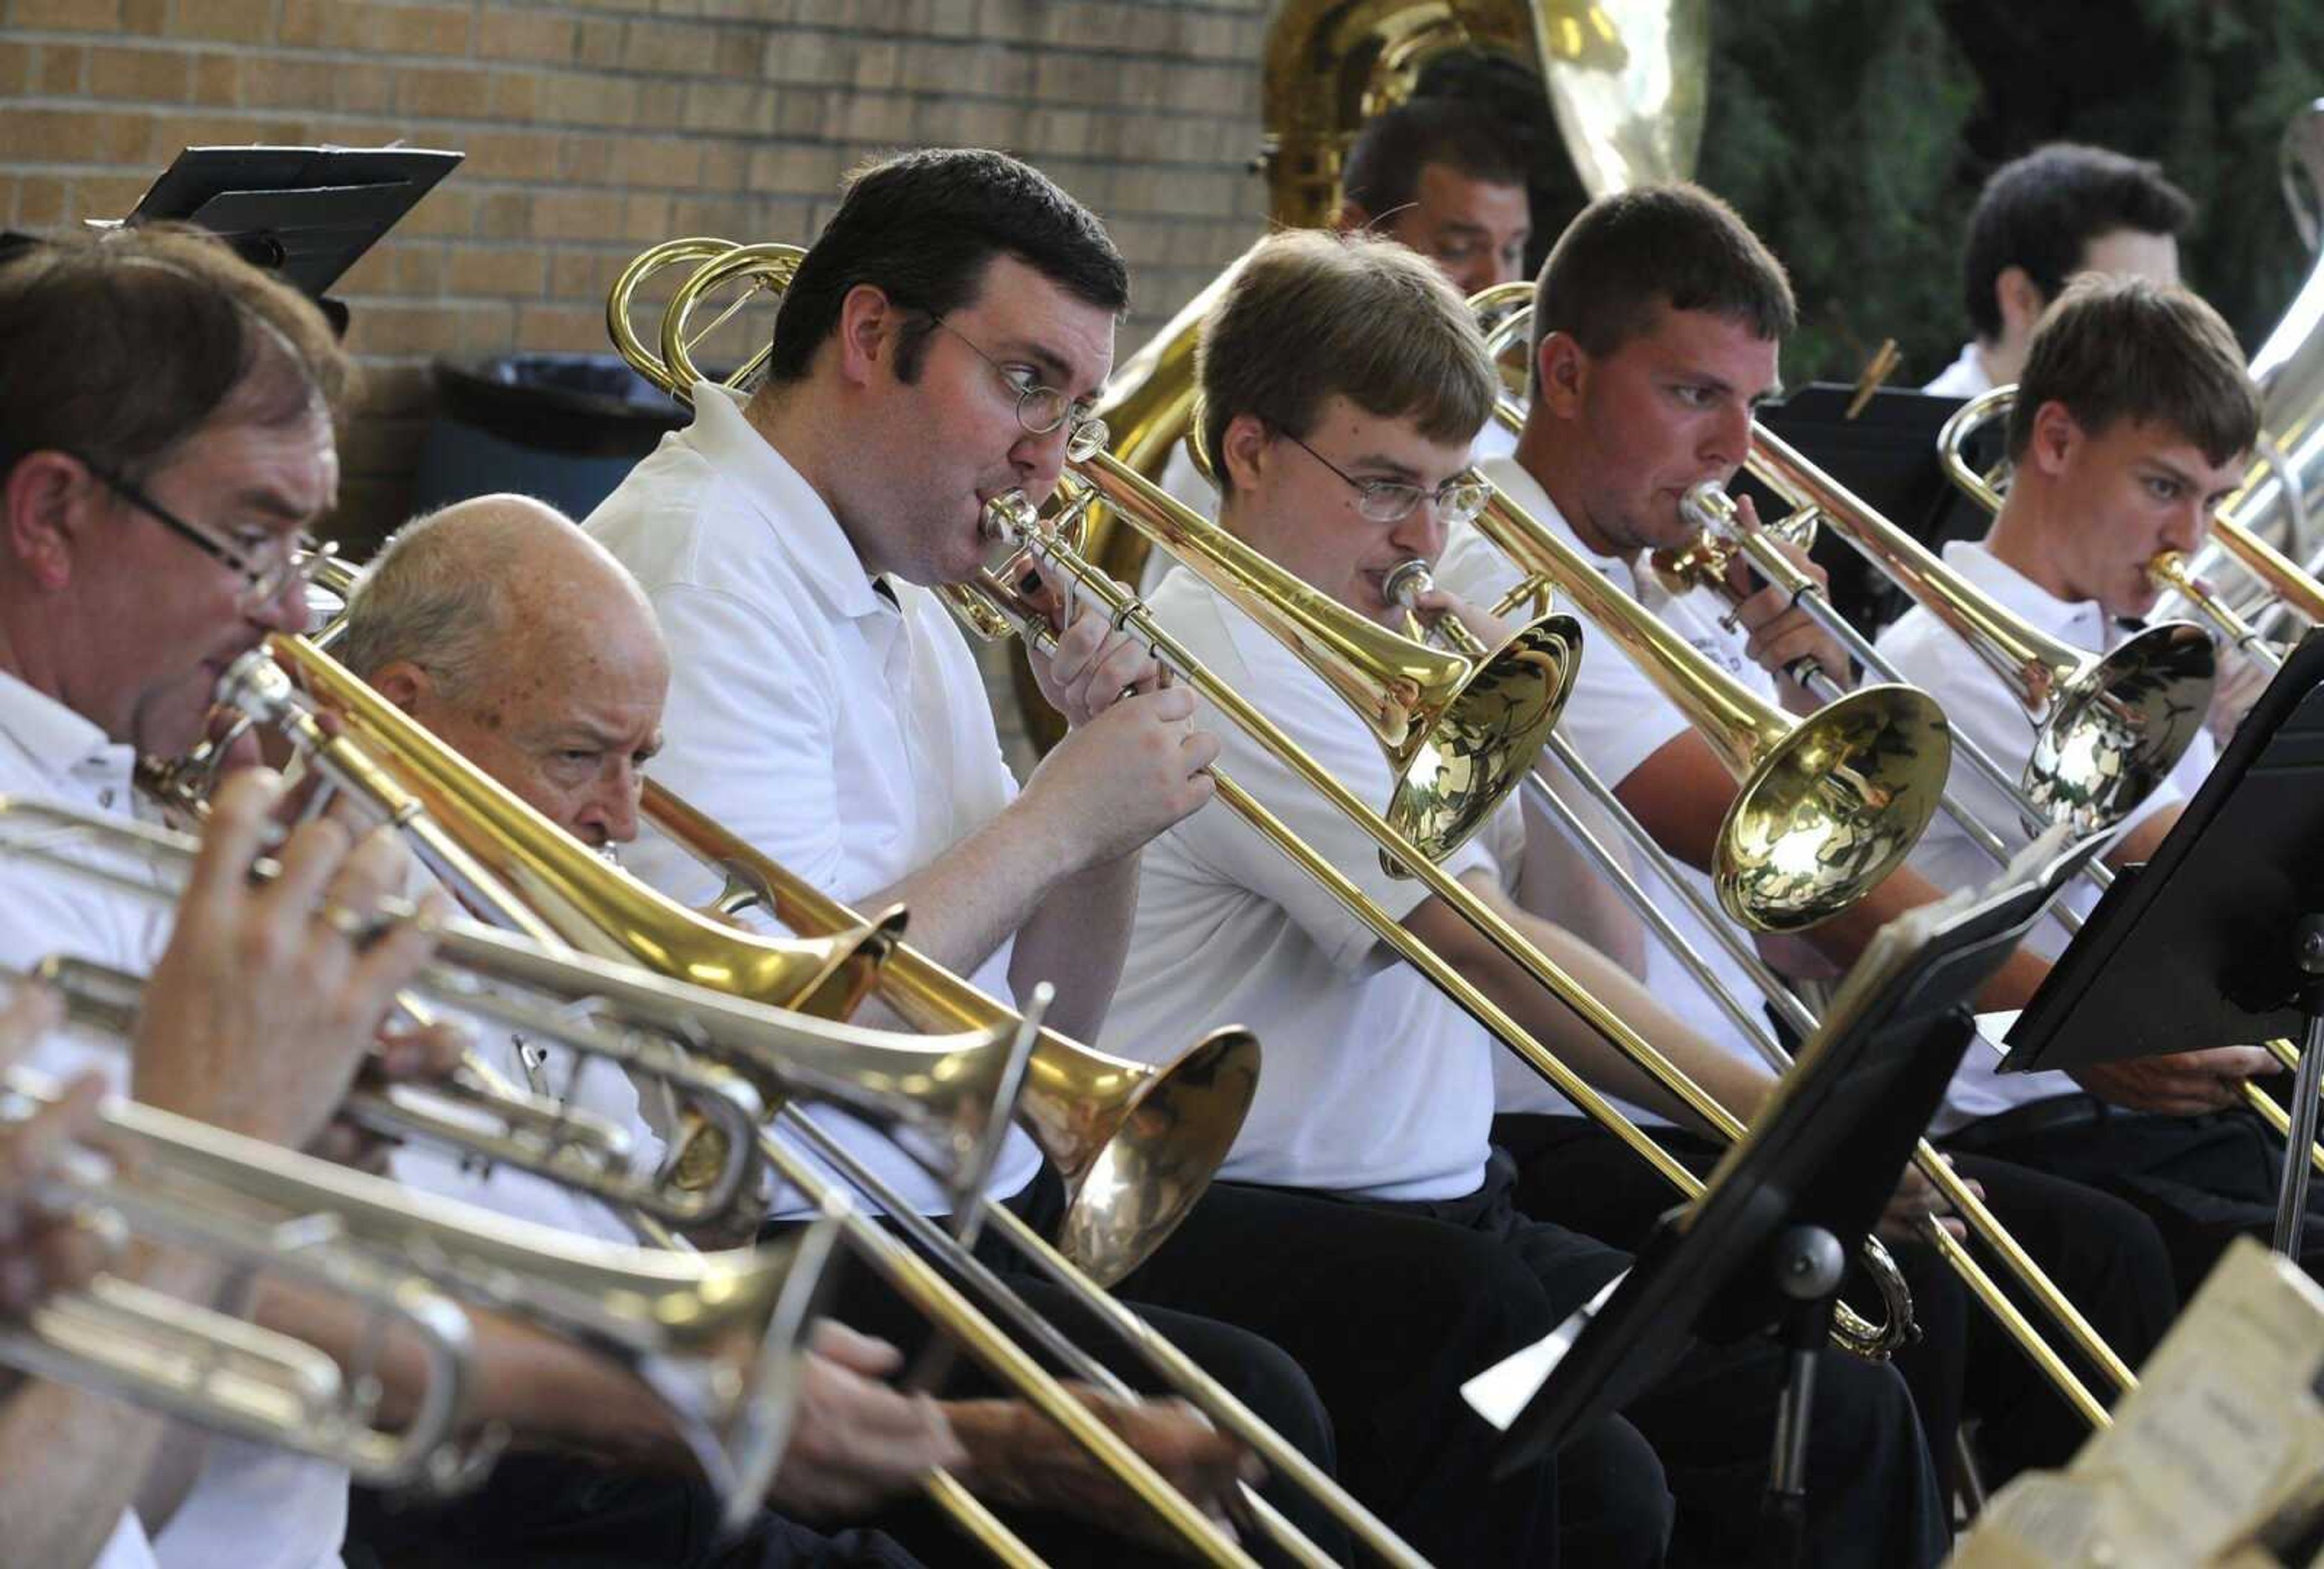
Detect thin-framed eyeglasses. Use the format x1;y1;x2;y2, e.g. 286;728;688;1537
930;318;1110;460
1277;429;1489;527
64;450;331;611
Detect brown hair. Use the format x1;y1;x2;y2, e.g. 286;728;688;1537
1196;228;1495;496
1529;183;1794;393
0;223;352;486
2006;274;2258;467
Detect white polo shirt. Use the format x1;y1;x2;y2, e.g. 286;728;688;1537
1923;342;1994;400
1448;458;1788;1127
585;383;1040;1218
1097;564;1526;1201
1875;539;2217;1130
0;669;344;1569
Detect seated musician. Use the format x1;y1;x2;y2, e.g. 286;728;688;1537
1874;274;2309;1292
1924;143;2191;399
335;492;1262;1567
1098;225;1951;1567
0;225;949;1569
1459;183;2195;1486
1160;95;1532;515
585;145;1589;1565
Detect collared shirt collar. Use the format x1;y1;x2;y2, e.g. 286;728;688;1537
1938;538;2115;651
1478;455;1675;612
686;381;889;622
0;666;131;789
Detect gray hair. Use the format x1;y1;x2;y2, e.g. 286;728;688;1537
334;507;512;702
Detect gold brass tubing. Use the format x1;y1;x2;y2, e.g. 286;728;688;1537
1914;1215;2110;1432
753;1137;1261;1569
921;1474;1049;1569
2213;515;2324;623
2246;1077;2324;1179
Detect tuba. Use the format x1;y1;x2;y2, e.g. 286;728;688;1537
1058;0;1707;751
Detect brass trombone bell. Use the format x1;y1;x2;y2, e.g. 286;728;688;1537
643;778;1262;1289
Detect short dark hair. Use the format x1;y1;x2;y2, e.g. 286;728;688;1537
1339;99;1529;221
2008;274;2258;467
0;223;351;487
1962;143;2194;342
1198;229;1495;499
767;147;1129;384
1529;183;1795;392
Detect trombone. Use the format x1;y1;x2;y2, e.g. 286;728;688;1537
1387;561;2135;1432
0;803;1262;1565
0;1045;842;1510
613;235;1920;1361
245;610;1416;1566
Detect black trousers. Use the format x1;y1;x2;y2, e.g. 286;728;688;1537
1120;1159;1949;1569
1942;1098;2324;1297
1495;1114;2180;1489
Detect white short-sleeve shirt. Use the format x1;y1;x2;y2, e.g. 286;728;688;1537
0;670;346;1569
1097;565;1528;1201
1923;342;1994;400
1875;539;2217;1130
1450;459;1789;1127
585;384;1040;1217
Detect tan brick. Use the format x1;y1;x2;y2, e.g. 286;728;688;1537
189;51;240;107
17;177;65;225
528;189;623;242
608;136;700;188
549;247;628;301
355;362;437;419
459;130;563;183
371;5;471;54
334;62;392;113
576;19;625;69
242;56;337;110
34;43;84;96
0;107;149;164
709;25;758;77
278;0;324;45
397;67;492;120
516;303;615;355
623;19;718;74
445;246;547;297
536;73;637;127
0;41;27;95
119;0;164;33
70;173;154;223
476;10;576;64
344;300;468;358
474;191;530;239
619;192;669;242
633;78;686;129
176;0;271;44
696;141;749;192
10;0;118;27
557;133;617;185
87;45;189;101
680;81;767;134
397;186;474;238
487;70;539;121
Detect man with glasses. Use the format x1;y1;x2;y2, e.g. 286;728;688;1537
1097;227;1951;1567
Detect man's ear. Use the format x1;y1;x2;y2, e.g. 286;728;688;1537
1331;200;1373;237
832;283;904;387
1219;411;1273;496
2024;398;2082;479
1;452;91;593
1994;265;2048;344
1534;332;1590;418
367;659;433;716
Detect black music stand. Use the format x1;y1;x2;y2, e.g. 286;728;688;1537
2004;628;2324;1256
1748;383;1990;634
1477;831;2099;1569
120;145;462;332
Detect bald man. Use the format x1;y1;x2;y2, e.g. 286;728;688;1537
333;493;1341;1569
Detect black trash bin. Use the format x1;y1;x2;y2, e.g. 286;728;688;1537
412;354;689;523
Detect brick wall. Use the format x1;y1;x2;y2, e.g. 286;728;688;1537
0;0;1272;551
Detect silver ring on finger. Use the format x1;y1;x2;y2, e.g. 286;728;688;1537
316;900;373;942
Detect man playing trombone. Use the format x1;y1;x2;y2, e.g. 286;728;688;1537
1095;225;1951;1567
587;146;1587;1566
1453;183;2197;1487
1876;273;2314;1290
332;492;1277;1567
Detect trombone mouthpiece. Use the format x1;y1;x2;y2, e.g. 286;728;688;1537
217;648;295;722
1680;482;1735;532
1381;559;1434;610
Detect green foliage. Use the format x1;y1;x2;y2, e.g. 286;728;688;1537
1697;0;2323;387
